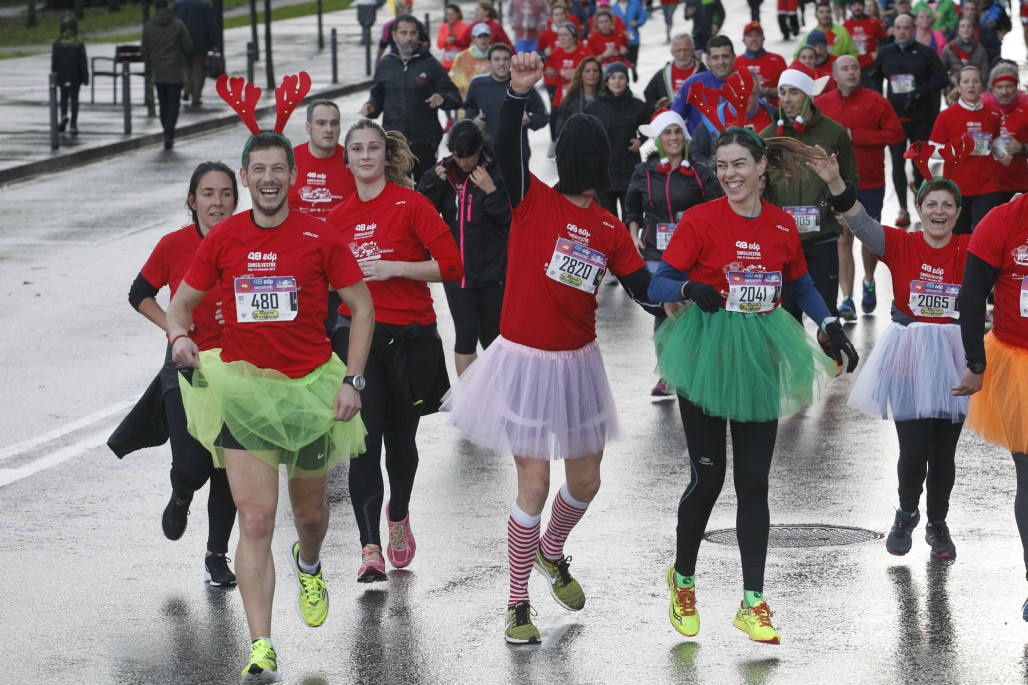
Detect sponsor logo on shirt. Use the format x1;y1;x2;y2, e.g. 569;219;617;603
353;223;377;240
566;223;591;244
303;231;320;238
300;186;334;204
395;200;407;205
247;250;278;270
1013;244;1028;266
350;241;382;262
919;263;945;282
735;240;762;259
775;224;790;232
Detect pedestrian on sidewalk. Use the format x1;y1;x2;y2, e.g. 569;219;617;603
142;0;192;150
173;0;218;107
51;13;88;136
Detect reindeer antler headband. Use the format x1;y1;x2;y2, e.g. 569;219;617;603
903;133;973;204
686;74;765;149
217;71;313;165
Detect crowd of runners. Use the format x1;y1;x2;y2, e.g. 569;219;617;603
106;0;1028;680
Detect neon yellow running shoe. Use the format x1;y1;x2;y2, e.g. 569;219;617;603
532;546;585;611
732;600;781;644
240;639;281;684
666;566;699;637
290;541;328;627
504;601;541;644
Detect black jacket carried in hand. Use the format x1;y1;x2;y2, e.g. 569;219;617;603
51;15;89;87
624;155;721;261
871;40;947;121
417;153;511;287
366;48;463;148
585;87;652;192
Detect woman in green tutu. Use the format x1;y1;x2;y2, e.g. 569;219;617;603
646;125;858;645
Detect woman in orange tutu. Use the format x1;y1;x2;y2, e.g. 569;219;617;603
955;192;1028;620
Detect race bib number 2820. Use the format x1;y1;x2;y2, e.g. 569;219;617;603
545;238;608;293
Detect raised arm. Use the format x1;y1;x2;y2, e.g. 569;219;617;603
807;148;885;256
496;52;545;208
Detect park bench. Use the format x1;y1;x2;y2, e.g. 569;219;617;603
90;44;146;104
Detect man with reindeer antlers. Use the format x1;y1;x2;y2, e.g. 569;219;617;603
166;72;376;684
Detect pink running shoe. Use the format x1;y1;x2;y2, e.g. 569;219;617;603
358;544;387;583
387;510;416;568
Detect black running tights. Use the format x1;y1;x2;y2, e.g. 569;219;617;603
894;418;962;523
333;331;421;548
675;397;778;591
1013;452;1028;574
165;387;237;553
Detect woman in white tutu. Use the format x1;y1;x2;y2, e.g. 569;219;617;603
809;138;974;561
443;51;660;644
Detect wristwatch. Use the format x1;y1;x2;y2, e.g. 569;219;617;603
967;360;986;375
343;375;366;391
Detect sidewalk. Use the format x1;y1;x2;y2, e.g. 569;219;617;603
0;4;440;185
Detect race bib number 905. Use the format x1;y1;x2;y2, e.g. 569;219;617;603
784;205;821;234
725;271;782;313
235;276;299;322
546;238;608;293
909;280;959;319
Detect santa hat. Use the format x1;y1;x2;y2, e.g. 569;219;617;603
640;109;694;176
775;61;828;134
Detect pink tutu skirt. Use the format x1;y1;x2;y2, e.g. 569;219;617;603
441;336;619;460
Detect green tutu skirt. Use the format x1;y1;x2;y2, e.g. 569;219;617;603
655;305;838;422
178;349;367;478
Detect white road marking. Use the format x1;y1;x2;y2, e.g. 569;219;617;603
0;428;112;488
0;398;134;463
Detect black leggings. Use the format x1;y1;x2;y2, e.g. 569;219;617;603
154;82;182;140
409;142;438;185
894;418;962;522
443;281;504;355
59;84;80;124
332;325;422;548
546;84;559;140
165;387;237;554
953;192;1008;235
889;117;934;211
782;237;840;321
675;397;779;591
1014;453;1028;574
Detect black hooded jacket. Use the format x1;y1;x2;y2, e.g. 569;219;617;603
366;47;462;148
585;87;652;192
416;153;511;287
51;15;89;87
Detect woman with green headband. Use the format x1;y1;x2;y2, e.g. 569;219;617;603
625;107;720;397
810;140;972;561
648;125;858;646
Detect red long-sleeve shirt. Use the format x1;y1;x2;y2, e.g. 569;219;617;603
816;85;904;189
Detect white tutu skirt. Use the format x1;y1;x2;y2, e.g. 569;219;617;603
848;322;968;422
441;336;619;460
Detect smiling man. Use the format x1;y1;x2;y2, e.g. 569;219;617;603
288;100;356;221
670;34;736;134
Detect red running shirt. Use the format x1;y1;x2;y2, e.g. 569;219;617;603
288;144;357;221
587;30;628;67
140;224;223;351
184;211;363;378
327;182;457;326
662;197;807;304
930;102;1003;195
547;45;594;106
733;52;787;104
670;63;699;96
969;196;1028;348
843;17;886;68
500;174;644;351
881;226;970;323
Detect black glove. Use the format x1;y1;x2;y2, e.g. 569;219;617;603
682;280;722;313
824;320;858;372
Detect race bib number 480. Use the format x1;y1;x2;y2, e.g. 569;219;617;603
546;238;608;293
908;280;959;319
235;276;299;322
725;271;782;313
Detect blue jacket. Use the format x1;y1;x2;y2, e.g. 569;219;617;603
172;0;216;54
670;70;727;134
610;0;646;45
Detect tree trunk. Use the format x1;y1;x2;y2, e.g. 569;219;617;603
26;0;37;29
74;0;85;20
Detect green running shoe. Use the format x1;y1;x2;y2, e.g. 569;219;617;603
290;541;328;627
240;639;281;684
533;545;585;611
505;601;541;644
666;566;700;637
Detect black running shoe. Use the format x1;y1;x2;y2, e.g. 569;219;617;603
925;521;956;559
885;509;920;556
162;493;190;540
205;552;237;586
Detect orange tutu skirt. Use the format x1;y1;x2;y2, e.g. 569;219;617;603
968;332;1028;453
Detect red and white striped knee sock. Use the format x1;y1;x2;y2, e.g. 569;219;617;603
540;483;589;561
508;503;541;606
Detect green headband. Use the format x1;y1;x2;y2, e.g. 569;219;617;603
915;177;962;206
241;131;294;168
722;125;765;149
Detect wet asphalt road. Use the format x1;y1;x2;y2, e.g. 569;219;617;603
3;6;1028;685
